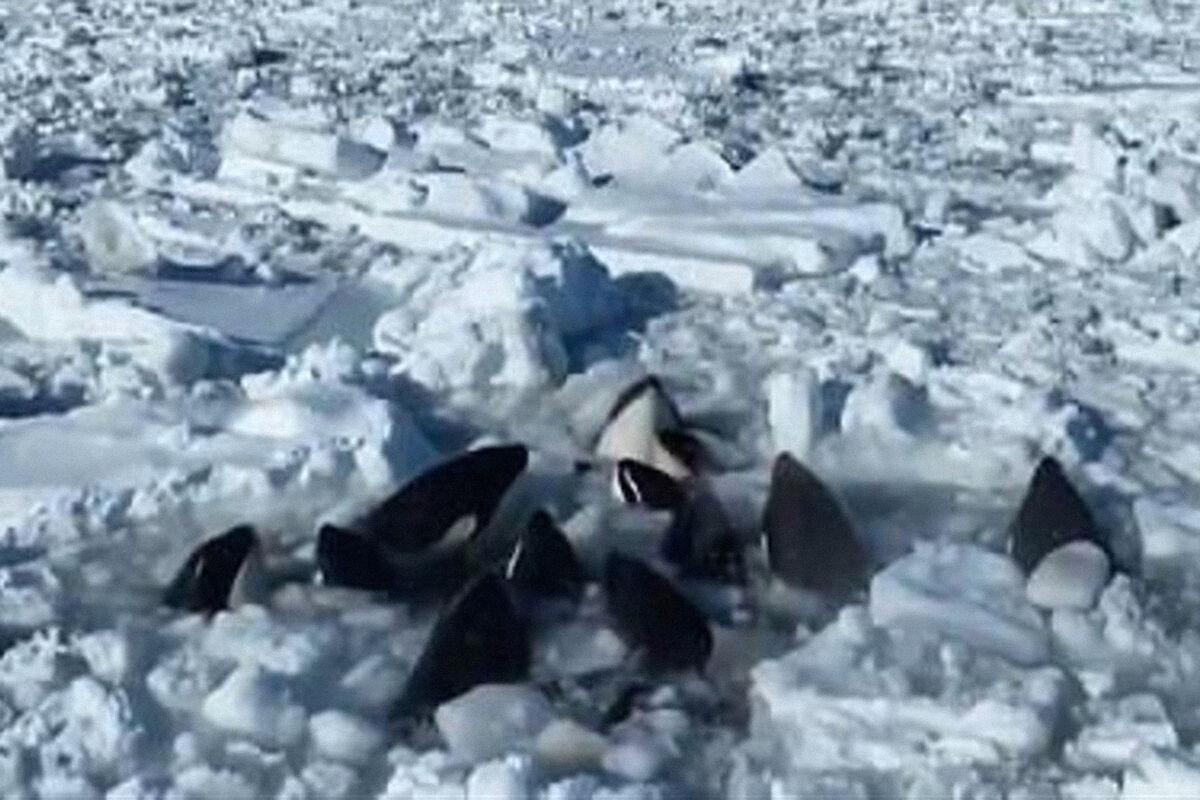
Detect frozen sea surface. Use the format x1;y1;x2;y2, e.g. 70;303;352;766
3;0;1200;796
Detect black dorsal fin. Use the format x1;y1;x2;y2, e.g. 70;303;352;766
1008;455;1110;575
762;452;868;597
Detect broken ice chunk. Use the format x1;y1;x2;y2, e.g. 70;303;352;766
222;112;384;180
77;200;157;275
200;665;306;748
534;719;608;775
466;755;533;800
1067;694;1178;772
1122;749;1200;799
869;541;1050;666
840;371;931;440
750;610;1066;774
308;710;383;766
434;684;554;764
1025;540;1110;611
766;368;822;459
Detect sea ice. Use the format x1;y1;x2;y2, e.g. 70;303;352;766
466;755;532;800
308;710;383;766
869;541;1050;666
535;622;628;677
534;719;608;775
0;267;221;384
1132;494;1200;561
1122;749;1200;799
434;684;555;764
1025;541;1111;611
77;200;158;275
1066;694;1178;771
200;665;307;748
766;368;822;459
750;607;1066;774
202;605;335;677
374;262;569;393
840;370;932;440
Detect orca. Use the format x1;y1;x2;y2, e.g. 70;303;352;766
602;552;712;673
163;525;264;614
359;444;529;554
318;444;529;601
613;458;687;510
761;452;869;597
392;572;531;719
660;492;745;583
506;510;586;606
316;523;473;601
595;376;694;479
316;524;402;593
1008;455;1112;576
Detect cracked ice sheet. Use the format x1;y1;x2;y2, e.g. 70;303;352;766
0;373;434;546
82;274;342;348
748;607;1067;776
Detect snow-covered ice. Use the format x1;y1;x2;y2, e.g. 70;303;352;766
869;541;1050;666
2;0;1200;795
434;684;555;765
200;664;307;748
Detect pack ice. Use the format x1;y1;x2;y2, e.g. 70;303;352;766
2;0;1200;797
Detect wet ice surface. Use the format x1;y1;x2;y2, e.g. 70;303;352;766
4;0;1200;796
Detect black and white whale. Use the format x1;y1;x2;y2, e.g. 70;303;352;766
392;571;531;719
613;458;688;511
163;525;265;614
317;444;529;600
505;510;586;607
360;444;529;552
1009;455;1113;609
314;523;477;600
761;452;869;599
660;491;745;584
595;376;701;480
603;552;713;673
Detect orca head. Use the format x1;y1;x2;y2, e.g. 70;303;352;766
359;444;529;554
613;458;687;510
315;524;397;593
505;510;586;607
602;552;713;674
392;572;531;721
163;525;262;614
595;376;692;479
661;492;745;584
